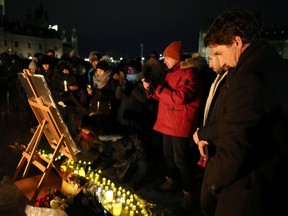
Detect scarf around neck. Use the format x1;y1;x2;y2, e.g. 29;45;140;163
93;69;112;89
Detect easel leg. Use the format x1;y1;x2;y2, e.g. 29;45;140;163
12;122;44;181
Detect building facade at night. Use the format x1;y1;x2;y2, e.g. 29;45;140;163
0;0;77;59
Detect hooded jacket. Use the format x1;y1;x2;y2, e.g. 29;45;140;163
152;62;202;137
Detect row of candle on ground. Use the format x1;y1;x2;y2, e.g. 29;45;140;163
59;160;151;216
103;201;149;216
39;153;152;215
90;185;150;216
37;152;106;182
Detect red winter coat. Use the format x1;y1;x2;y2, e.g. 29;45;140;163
152;63;202;137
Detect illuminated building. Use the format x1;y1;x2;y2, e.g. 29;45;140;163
0;0;78;58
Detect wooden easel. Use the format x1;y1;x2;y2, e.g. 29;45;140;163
12;69;79;202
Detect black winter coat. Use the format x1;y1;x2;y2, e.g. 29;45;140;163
199;40;288;195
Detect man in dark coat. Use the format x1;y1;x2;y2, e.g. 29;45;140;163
193;9;288;216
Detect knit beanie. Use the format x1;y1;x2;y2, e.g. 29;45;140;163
29;60;38;70
163;41;183;60
96;60;109;71
128;60;142;72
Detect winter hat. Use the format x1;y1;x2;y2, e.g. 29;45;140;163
28;60;38;70
163;41;183;60
96;60;109;71
40;55;52;65
128;60;142;72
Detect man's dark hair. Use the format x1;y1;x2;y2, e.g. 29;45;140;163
204;9;264;47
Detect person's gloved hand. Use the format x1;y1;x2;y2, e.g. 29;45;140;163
142;78;157;96
147;86;155;96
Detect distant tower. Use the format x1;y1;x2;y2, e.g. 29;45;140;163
0;0;5;16
71;25;78;56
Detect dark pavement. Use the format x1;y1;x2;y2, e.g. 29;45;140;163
0;96;204;216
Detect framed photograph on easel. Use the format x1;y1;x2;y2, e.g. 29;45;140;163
13;69;80;201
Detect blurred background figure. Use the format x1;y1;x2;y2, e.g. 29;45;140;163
114;59;148;132
38;54;55;87
86;60;119;118
87;51;102;87
28;58;39;75
50;60;87;137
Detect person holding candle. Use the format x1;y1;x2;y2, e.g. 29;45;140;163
50;60;88;137
86;60;119;118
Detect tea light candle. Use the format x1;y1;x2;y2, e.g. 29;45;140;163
124;206;129;214
141;208;148;214
112;203;122;216
105;190;114;202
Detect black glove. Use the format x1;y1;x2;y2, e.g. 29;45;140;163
147;86;155;96
144;80;157;96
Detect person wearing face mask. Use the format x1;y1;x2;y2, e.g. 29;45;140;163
114;59;149;132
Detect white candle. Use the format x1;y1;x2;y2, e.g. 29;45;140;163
105;190;114;202
97;101;100;112
64;80;68;91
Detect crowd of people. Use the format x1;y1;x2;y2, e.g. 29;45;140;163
1;8;288;216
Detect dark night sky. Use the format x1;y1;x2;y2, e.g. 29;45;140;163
5;0;287;59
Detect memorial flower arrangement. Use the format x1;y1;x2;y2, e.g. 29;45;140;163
34;188;72;210
25;188;73;216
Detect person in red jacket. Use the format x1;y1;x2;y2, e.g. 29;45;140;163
142;41;203;211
